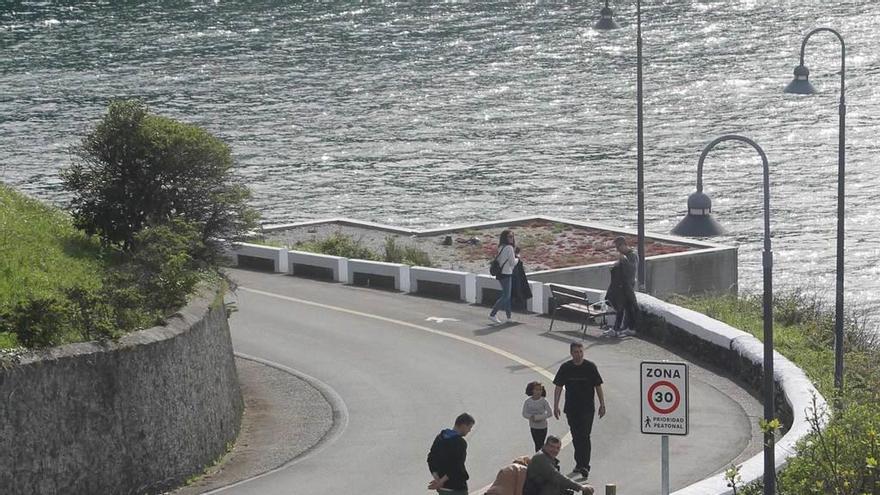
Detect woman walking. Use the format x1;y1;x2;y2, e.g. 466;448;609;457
489;230;518;324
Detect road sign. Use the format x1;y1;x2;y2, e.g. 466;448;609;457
640;361;688;436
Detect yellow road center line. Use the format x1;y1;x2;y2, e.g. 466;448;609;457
239;286;575;494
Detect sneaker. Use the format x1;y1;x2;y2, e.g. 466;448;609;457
618;328;637;337
488;314;502;324
505;314;514;322
575;466;590;478
601;328;619;338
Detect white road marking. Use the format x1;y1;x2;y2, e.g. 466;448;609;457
426;316;460;323
239;286;574;495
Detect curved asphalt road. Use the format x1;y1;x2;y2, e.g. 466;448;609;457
218;268;760;494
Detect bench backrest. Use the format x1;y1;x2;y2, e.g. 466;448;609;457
548;284;590;305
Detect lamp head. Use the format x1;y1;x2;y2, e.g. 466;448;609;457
593;6;620;30
670;191;725;237
784;64;817;95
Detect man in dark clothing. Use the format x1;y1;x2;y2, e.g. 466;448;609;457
553;342;605;479
427;413;475;494
524;435;594;495
606;236;638;337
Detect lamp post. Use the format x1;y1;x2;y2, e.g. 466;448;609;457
784;27;846;393
593;0;646;292
671;135;776;495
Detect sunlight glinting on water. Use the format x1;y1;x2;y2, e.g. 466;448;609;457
1;1;879;310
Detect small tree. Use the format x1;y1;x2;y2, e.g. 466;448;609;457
62;100;258;260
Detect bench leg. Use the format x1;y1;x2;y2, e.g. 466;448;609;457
549;306;557;332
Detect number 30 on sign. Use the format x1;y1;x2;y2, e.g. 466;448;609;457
640;361;688;436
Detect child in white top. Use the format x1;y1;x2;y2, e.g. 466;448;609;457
522;381;553;451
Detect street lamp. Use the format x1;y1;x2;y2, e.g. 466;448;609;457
671;135;776;495
593;0;620;30
784;27;847;393
593;0;646;292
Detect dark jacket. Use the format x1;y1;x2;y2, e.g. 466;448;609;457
606;253;636;310
512;260;533;303
524;450;582;495
427;428;469;491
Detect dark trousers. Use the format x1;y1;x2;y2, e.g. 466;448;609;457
566;411;596;470
530;427;547;451
613;289;638;331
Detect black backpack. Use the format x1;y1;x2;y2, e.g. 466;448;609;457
489;248;508;278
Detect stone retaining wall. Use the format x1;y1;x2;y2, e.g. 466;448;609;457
0;288;243;495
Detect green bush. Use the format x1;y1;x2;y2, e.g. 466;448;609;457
62;99;258;260
680;290;880;494
294;234;433;267
778;396;880;494
113;219;204;314
384;237;404;263
0;296;70;348
296;233;379;261
383;237;431;266
63;286;119;342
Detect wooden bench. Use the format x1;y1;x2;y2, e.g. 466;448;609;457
547;284;616;333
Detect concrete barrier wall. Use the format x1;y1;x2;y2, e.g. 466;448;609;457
288;250;349;283
528;245;738;299
409;267;473;302
645;247;739;296
0;288;243;495
233;242;288;272
347;259;410;291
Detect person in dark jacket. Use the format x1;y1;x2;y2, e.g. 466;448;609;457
524;436;594;495
427;413;475;494
604;236;638;338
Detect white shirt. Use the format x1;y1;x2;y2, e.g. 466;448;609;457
496;244;518;275
522;397;553;429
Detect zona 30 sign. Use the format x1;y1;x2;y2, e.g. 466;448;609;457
640;361;689;436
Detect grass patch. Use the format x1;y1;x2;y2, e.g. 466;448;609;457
1;186;214;350
0;332;17;348
0;183;105;307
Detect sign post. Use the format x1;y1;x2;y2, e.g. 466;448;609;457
641;361;689;495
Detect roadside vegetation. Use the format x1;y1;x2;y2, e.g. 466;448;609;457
0;99;257;350
284;232;433;267
677;291;880;494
